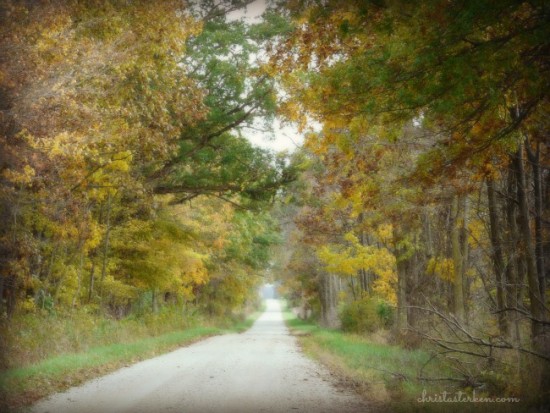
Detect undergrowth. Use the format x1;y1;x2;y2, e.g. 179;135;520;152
0;304;263;411
284;311;531;413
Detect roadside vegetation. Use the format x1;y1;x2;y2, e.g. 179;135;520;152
0;305;263;411
1;1;548;411
273;0;549;409
284;309;529;413
0;2;286;410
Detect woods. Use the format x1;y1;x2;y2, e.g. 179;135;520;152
0;0;291;322
1;0;549;410
272;0;549;404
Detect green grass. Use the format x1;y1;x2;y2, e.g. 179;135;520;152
0;309;263;412
284;312;528;413
1;327;218;384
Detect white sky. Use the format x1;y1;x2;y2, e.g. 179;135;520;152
227;0;305;153
226;0;269;23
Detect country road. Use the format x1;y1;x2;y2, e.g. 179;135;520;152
30;300;369;413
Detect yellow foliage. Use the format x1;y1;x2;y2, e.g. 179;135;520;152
180;249;209;287
468;218;486;249
375;223;393;244
2;165;35;185
106;158;131;173
102;275;138;301
372;269;397;304
426;257;454;282
18;297;37;314
317;233;397;303
88;222;103;246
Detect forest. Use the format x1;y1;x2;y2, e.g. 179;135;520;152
0;0;548;410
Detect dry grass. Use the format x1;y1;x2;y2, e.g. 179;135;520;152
284;311;535;413
0;306;263;412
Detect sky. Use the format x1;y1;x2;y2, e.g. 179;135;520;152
226;0;268;22
226;0;305;153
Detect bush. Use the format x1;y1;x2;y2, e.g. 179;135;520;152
376;299;394;328
340;297;394;334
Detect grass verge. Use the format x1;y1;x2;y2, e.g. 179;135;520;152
284;311;528;413
230;307;264;332
0;309;263;412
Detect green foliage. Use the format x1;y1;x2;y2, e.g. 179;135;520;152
272;0;549;405
376;299;394;328
0;0;293;323
277;0;549;175
339;298;377;334
151;4;296;205
339;296;394;334
157;134;293;206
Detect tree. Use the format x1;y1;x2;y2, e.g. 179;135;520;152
271;0;549;399
149;3;295;206
0;0;293;317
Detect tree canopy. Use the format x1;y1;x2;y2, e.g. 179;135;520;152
0;0;291;319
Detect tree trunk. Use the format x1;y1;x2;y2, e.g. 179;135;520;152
99;192;113;302
395;247;408;331
152;288;158;313
461;195;470;323
5;276;17;317
88;201;104;303
487;178;508;335
514;141;550;399
318;272;339;328
505;168;521;343
0;276;4;316
526;141;545;298
512;145;545;338
357;212;371;295
88;258;96;303
451;195;465;323
72;247;85;308
423;210;434;257
393;225;409;331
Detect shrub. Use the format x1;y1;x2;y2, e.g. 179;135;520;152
340;296;394;334
376;299;394;328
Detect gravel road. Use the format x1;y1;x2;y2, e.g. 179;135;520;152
30;299;368;413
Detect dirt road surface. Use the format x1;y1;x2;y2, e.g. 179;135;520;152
30;299;368;413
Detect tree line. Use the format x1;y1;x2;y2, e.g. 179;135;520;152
271;0;549;400
0;0;548;403
0;0;293;319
